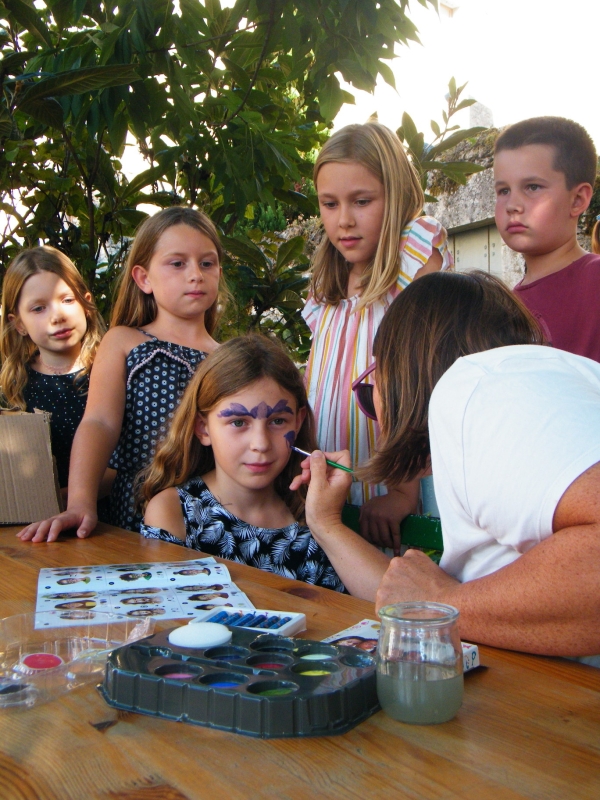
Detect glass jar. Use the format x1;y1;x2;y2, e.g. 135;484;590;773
376;602;463;724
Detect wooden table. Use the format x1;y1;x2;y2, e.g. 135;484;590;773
0;524;598;800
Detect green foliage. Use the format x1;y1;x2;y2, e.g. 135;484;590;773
0;0;437;315
219;229;311;359
396;78;488;202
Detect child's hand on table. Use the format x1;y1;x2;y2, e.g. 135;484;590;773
17;505;98;543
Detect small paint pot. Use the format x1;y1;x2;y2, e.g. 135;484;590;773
247;680;298;697
155;664;202;680
293;644;338;660
199;672;247;689
250;636;294;652
246;654;294;670
18;653;64;673
291;661;340;677
0;683;28;695
300;653;334;661
203;646;250;661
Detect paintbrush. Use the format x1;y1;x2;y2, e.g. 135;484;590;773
290;445;354;474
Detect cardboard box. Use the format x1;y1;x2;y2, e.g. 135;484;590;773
0;410;61;524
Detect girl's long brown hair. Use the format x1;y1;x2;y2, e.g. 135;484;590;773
310;122;424;310
358;271;547;487
138;335;316;521
111;207;228;333
0;247;105;409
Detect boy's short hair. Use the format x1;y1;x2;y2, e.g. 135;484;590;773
495;116;597;188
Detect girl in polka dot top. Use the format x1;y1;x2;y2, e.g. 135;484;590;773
18;207;228;543
0;247;105;491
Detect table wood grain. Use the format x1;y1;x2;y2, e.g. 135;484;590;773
0;524;598;800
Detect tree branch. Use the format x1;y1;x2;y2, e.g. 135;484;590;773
223;2;276;125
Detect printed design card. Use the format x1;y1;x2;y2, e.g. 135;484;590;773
35;559;254;628
322;619;481;672
322;619;381;653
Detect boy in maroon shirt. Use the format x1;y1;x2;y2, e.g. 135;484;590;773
494;117;599;361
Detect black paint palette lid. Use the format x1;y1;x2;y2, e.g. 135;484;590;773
100;626;379;738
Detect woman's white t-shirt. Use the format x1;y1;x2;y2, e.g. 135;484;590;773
429;345;600;583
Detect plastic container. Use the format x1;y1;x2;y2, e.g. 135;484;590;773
100;626;379;737
0;611;154;708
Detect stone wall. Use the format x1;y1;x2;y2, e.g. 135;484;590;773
424;167;495;233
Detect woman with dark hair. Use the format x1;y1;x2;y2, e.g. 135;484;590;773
295;271;600;656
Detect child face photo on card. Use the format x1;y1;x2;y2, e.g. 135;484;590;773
126;608;165;617
120;597;162;605
177;584;224;592
118;572;153;582
173;568;211;576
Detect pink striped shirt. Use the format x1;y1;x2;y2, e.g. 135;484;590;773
302;216;452;505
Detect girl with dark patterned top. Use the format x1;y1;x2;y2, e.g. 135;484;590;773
138;336;345;592
18;207;228;542
0;247;105;489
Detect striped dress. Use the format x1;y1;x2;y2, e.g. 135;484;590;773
302;216;453;506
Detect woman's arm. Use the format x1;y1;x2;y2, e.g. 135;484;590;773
293;450;391;600
18;328;134;542
376;462;600;656
144;488;186;540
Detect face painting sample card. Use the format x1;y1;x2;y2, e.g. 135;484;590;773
36;559;254;627
322;619;382;654
323;619;481;672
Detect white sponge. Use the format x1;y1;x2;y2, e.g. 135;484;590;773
168;622;232;648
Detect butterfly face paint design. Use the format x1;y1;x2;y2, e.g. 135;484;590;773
284;430;296;449
217;399;293;419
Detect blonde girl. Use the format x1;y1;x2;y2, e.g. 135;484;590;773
0;247;105;488
19;207;227;542
139;335;344;591
302;122;452;551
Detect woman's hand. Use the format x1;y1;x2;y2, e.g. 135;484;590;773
291;450;390;600
375;550;459;612
290;449;352;534
17;505;98;543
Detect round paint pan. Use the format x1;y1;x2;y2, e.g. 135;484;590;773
247;680;299;697
291;661;340;677
199;672;247;689
246;654;294;670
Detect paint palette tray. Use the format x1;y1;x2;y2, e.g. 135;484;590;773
0;611;154;709
190;607;307;637
100;626;379;738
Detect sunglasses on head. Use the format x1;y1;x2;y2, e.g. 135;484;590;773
352;363;377;421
